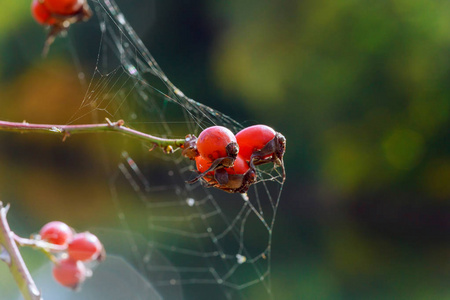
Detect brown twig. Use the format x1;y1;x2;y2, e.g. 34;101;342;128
0;118;186;151
0;202;42;300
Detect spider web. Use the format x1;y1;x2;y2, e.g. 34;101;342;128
63;0;285;299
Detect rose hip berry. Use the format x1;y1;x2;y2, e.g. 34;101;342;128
68;232;103;261
236;124;286;181
225;155;249;175
31;0;56;25
52;258;87;289
188;124;286;192
213;154;255;193
43;0;84;15
195;156;214;182
197;126;238;162
236;125;276;161
39;221;73;246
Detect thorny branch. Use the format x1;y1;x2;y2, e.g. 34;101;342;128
0;118;186;152
0;202;42;300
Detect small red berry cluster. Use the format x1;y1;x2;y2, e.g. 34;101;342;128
38;221;104;289
183;125;286;193
31;0;91;53
31;0;91;26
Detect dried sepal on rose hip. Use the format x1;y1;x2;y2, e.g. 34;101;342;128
68;232;104;262
194;154;256;193
236;124;286;179
30;0;92;55
52;257;88;289
181;134;199;160
39;221;74;246
215;155;256;193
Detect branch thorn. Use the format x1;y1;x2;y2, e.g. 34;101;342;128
105;118;114;126
62;131;70;142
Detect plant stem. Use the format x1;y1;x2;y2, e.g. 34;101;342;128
13;234;66;252
0;202;42;300
0;119;186;151
13;234;64;264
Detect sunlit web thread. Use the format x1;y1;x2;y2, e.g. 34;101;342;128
103;0;241;131
63;0;285;298
114;151;274;292
111;157;279;298
70;3;238;135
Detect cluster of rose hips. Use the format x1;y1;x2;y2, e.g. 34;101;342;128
183;125;286;193
38;221;104;289
31;0;92;54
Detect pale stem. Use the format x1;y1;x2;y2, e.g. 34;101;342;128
0;119;186;151
13;234;65;264
0;202;42;300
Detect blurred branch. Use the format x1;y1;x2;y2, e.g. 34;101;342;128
0;118;186;152
0;202;42;300
13;234;64;264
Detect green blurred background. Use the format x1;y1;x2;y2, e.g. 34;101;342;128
0;0;449;299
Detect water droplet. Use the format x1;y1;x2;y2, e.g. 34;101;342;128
174;88;184;97
127;64;137;76
117;13;126;25
241;193;249;201
186;198;195;207
100;21;106;32
236;254;247;264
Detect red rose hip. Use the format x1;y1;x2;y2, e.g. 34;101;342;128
195;156;214;181
225;155;249;175
68;232;103;261
43;0;84;15
236;125;276;161
197;126;238;161
53;258;86;289
31;0;56;25
39;221;73;246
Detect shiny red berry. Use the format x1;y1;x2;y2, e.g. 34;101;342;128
68;232;103;261
236;125;276;161
197;126;238;162
43;0;84;15
195;156;214;182
31;0;56;25
39;221;73;246
52;258;86;289
225;155;249;175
